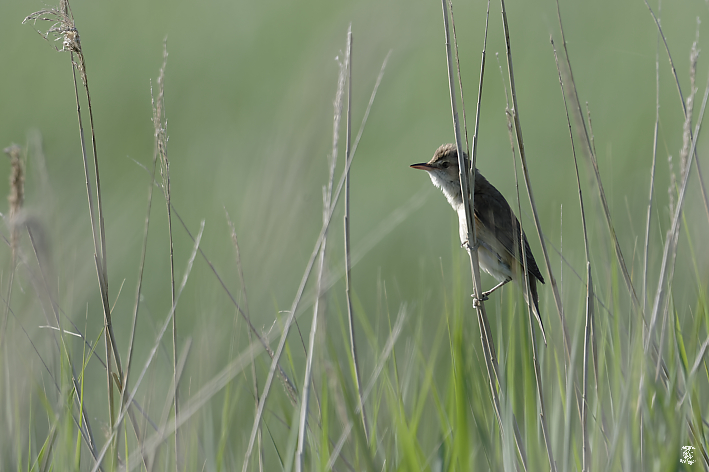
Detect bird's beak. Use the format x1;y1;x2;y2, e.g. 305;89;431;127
410;163;433;171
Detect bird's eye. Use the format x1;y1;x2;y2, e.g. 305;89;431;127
441;162;449;168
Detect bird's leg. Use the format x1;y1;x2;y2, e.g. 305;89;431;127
482;277;512;298
471;277;512;306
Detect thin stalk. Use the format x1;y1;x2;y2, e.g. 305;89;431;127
644;0;709;224
470;0;491;188
646;71;709;353
326;307;406;470
502;83;554;472
124;273;393;472
342;27;369;444
70;24;124;466
168;161;179;471
242;48;388;472
500;0;556;468
90;221;204;472
551;36;593;467
243;114;334;472
555;0;641;314
70;48;117;467
448;0;470;154
26;226;103;471
21;8;119;376
152;48;181;469
171;202;298;403
69;38;122;402
653;77;709;382
19;2;126;461
295;222;328;472
1;287;102;468
643;4;660;315
21;219;156;462
509;0;569;360
582;264;594;471
296;28;349;471
120;48;167;472
554;0;675;408
226;210;263;471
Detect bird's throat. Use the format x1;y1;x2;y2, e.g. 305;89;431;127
428;172;463;209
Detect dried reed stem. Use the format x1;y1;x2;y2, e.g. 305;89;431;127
149;39;181;469
441;2;530;470
499;0;556;468
341;27;369;445
551;35;593;471
555;0;641;316
448;0;470;155
23;2;122;466
581;263;594;472
643;4;661;315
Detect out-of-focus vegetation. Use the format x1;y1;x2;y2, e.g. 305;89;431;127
0;0;708;469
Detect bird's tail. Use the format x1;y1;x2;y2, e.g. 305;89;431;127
527;277;547;345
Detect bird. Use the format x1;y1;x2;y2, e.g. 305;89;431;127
411;143;547;344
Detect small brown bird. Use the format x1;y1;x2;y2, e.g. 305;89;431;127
412;143;546;344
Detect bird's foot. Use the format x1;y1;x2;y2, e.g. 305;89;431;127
471;278;513;307
471;293;489;307
462;240;479;252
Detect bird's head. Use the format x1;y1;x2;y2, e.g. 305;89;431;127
411;143;469;207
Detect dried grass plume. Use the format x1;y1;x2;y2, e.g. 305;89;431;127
3;145;24;256
23;0;86;80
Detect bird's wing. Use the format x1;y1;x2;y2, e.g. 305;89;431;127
474;184;545;284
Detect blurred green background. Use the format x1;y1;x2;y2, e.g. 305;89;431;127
1;0;709;469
